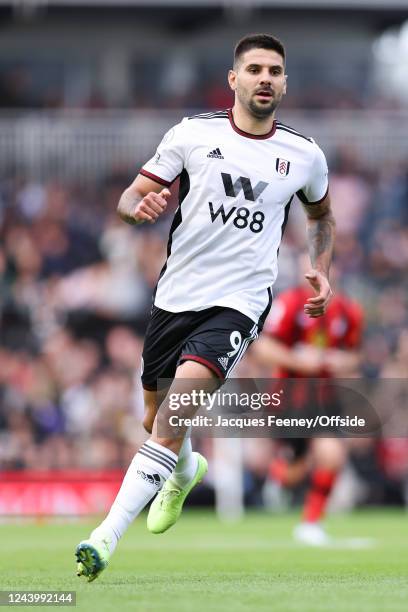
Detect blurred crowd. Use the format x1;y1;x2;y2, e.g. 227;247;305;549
0;61;404;113
0;143;407;507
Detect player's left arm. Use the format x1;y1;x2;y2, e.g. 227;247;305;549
303;192;336;317
299;144;336;318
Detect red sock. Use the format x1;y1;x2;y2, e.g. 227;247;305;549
302;469;337;523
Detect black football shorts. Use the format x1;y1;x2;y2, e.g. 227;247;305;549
141;305;259;391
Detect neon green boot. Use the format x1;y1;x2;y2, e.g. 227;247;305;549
147;452;208;534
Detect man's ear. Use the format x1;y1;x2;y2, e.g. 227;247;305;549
228;69;237;91
283;74;288;95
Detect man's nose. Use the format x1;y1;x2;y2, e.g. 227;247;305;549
259;72;272;84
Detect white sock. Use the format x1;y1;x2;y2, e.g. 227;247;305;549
170;436;198;489
92;440;177;553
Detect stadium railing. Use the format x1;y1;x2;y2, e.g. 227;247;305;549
0;110;407;182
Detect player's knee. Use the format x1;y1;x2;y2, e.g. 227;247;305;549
312;438;346;471
150;435;181;455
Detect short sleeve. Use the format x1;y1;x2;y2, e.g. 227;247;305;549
297;144;329;205
140;119;187;186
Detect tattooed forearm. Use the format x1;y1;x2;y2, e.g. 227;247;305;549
306;209;336;276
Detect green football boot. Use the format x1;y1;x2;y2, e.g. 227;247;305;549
75;533;111;582
147;452;208;534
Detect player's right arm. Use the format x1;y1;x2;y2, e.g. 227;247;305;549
117;175;171;225
118;119;186;225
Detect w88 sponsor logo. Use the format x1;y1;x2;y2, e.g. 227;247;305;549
208;202;265;233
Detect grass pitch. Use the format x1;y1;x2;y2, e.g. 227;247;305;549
0;510;407;611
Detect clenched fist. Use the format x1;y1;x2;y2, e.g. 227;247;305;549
134;188;171;224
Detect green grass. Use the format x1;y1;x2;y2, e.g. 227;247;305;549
0;510;407;611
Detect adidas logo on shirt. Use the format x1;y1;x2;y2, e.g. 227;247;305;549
207;147;224;159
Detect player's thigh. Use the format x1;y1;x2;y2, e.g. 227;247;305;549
141;306;189;393
175;358;220;380
150;308;257;451
150;360;218;452
310;437;346;470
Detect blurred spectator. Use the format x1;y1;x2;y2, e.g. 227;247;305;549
0;59;406;112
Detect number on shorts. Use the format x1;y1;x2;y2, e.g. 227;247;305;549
227;331;242;357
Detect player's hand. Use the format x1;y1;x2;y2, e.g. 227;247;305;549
134;188;171;224
304;269;333;318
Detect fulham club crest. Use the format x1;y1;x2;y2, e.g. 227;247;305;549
276;158;290;177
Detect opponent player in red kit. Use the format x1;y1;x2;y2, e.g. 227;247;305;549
254;259;363;545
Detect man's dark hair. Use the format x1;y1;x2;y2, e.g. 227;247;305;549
234;33;285;67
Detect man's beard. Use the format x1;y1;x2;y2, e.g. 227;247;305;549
236;87;281;119
248;96;280;119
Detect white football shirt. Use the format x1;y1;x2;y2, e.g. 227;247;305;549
141;109;328;325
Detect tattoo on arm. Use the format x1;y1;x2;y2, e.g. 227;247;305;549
303;198;336;276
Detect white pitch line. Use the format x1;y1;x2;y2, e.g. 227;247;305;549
321;537;377;550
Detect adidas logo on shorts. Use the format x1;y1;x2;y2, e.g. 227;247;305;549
217;356;229;370
207;147;224;159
